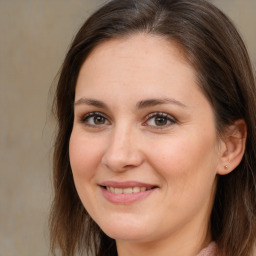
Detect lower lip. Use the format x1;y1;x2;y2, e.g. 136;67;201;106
100;187;157;204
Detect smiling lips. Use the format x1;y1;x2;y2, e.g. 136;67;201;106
106;186;149;194
100;181;158;204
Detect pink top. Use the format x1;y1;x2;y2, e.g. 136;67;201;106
197;242;218;256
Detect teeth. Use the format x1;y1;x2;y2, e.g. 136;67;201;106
123;187;133;194
133;187;140;193
114;188;123;194
106;186;150;194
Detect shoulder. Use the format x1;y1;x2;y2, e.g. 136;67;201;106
197;242;217;256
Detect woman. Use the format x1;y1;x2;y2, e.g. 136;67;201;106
49;0;256;255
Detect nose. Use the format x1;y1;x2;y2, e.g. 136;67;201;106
101;125;144;172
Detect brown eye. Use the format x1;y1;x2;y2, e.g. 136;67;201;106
94;116;106;124
143;112;176;129
155;116;168;126
81;112;110;127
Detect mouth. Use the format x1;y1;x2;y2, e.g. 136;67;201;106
103;186;156;194
99;181;159;204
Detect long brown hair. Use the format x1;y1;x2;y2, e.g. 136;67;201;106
49;0;256;255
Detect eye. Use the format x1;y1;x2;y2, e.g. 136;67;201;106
143;112;176;129
81;112;110;127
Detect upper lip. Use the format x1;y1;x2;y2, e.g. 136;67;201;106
99;181;158;189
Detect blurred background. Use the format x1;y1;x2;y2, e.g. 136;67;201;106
0;0;255;255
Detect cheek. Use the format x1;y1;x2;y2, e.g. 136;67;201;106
69;131;103;181
145;130;218;187
146;133;219;221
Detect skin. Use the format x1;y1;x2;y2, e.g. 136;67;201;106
69;34;229;256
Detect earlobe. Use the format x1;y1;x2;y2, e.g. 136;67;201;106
217;119;247;175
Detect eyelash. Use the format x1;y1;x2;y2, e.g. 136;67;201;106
80;112;110;128
80;111;176;129
143;112;176;129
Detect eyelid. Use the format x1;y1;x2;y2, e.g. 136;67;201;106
78;111;176;130
80;111;111;126
80;111;106;121
142;112;177;129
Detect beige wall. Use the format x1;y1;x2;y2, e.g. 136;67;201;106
0;1;255;256
0;1;103;255
212;0;256;66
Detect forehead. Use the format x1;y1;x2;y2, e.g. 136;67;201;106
83;33;189;74
75;34;199;99
88;33;187;61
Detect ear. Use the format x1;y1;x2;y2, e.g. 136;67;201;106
217;119;247;175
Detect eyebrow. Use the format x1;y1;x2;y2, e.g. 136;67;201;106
136;98;187;109
74;97;187;109
74;98;109;109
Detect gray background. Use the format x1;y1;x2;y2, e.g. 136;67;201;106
0;1;255;256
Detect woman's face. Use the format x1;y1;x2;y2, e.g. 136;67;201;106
69;34;223;247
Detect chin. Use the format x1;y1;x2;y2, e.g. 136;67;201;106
104;228;149;242
96;216;151;241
